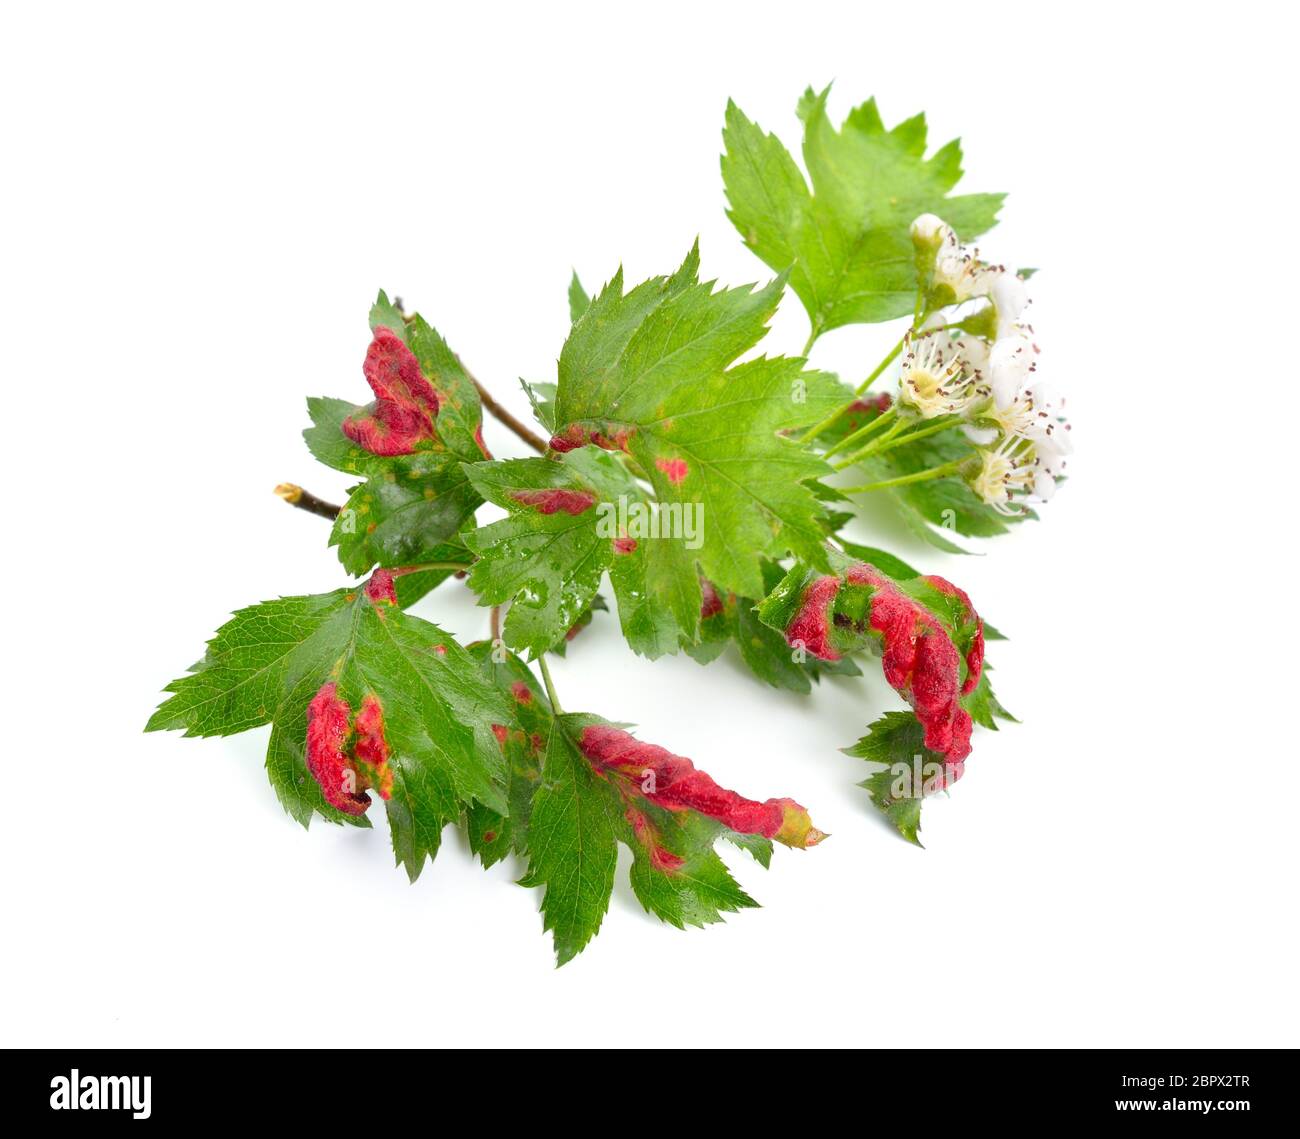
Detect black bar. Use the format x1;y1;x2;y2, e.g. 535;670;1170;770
4;1048;1291;1126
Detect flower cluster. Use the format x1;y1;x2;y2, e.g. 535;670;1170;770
903;214;1072;514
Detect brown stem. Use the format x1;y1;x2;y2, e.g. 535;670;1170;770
275;483;343;520
392;295;548;455
490;604;502;642
469;373;548;454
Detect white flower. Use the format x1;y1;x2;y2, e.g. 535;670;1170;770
974;388;1038;438
989;272;1030;334
911;214;990;301
987;326;1038;408
1015;382;1071;475
968;435;1036;515
910;213;949;245
951;332;990;374
963;381;1071;487
897;331;987;419
931;227;993;303
1028;424;1071;479
962;423;999;445
906;212;1069;507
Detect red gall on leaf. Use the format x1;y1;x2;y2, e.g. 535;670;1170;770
343;326;441;456
699;578;727;620
578;723;825;849
785;575;842;662
508;488;597;515
548;422;634;453
654;456;689;484
352;694;394;800
364;568;399;606
777;562;982;765
845;565;965;759
625;805;686;873
849;392;892;417
305;682;395;816
921;575;985;696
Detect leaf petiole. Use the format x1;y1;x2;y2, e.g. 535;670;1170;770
537;653;563;713
399;560;474;574
796;296;929;446
823;407;900;460
837;458;967;494
831;415;963;470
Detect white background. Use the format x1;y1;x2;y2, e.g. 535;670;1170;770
3;1;1295;1048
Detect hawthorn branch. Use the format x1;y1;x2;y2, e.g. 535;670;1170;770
469;373;548;454
394;295;548;454
275;483;342;519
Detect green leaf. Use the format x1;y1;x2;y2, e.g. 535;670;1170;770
624;808;759;932
838;539;1012;644
963;668;1017;731
842;711;936;845
389;543;473;608
549;243;849;600
463;643;552;868
368;288;407;337
302;295;489;575
520;711;773;966
758;549;1013;841
757;549;988;772
145;591;350;741
685;564;861;692
568;271;590;323
722;89;1005;341
463;448;700;659
727;832;774;869
147;579;512;880
522;380;557;433
841;672;1013;843
757;547;977;670
518;714;621;966
836;539;921;582
549;593;606;657
853;428;1035;543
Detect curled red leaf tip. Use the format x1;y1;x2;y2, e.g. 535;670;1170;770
786;575;842;661
579;724;825;849
343;326;441;456
781;564;981;765
845;565;972;763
